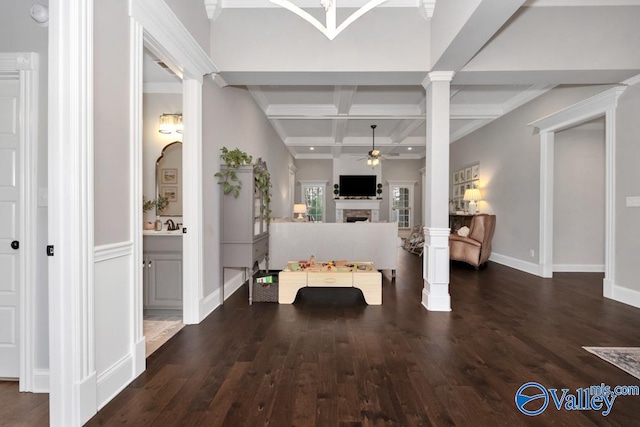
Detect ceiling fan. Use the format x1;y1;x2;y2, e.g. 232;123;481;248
363;124;398;166
366;124;381;166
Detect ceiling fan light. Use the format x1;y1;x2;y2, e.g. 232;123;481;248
367;158;372;166
372;158;379;166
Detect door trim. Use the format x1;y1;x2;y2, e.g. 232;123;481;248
0;52;39;392
529;86;626;298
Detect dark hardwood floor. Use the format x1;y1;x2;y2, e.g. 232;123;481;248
4;250;640;426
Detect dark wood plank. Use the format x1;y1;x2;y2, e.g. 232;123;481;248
7;249;640;426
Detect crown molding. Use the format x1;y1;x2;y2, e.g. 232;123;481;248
419;0;436;19
501;84;555;115
248;86;269;111
131;0;217;82
450;119;492;143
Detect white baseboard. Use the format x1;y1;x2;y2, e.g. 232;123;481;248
32;369;49;393
224;270;246;301
79;371;97;424
96;355;133;411
606;282;640;310
490;252;541;276
199;289;220;321
133;337;146;377
421;288;451;312
553;264;605;273
197;272;246;322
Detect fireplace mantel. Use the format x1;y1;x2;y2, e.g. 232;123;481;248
335;199;381;222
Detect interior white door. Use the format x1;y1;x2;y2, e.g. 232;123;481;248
0;78;21;378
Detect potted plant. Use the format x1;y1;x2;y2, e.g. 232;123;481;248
214;147;253;198
214;147;272;224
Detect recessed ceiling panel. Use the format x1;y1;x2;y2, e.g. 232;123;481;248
279;119;334;137
450;119;478;133
345;119;402;137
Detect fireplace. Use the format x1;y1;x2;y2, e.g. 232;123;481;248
343;209;371;222
335;199;381;223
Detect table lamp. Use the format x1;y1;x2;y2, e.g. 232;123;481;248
463;188;482;215
293;204;307;221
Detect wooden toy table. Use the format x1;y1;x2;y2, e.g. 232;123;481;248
278;261;382;305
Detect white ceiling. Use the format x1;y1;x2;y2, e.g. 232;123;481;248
247;83;554;159
148;0;640;160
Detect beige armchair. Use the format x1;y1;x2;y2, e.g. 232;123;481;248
449;214;496;268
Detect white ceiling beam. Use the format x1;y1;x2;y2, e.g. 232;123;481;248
349;104;422;116
272;115;424;120
431;0;526;71
266;104;338;116
333;119;348;144
390;119;424;144
331;146;343;158
334;85;357;115
501;84;555;115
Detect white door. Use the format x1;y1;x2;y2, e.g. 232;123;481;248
0;78;21;378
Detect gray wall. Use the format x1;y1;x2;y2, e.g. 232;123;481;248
553;121;605;267
1;0;50;372
202;82;295;296
615;83;640;293
94;0;130;245
450;84;614;263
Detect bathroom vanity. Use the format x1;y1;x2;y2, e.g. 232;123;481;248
143;232;183;310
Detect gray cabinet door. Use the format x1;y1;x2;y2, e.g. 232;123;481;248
147;253;183;309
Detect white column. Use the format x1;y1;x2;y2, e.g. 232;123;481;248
421;72;454;311
49;0;97;424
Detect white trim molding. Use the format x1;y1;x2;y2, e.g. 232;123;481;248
421;227;451;311
130;0;218;82
48;0;97;423
0;52;39;393
529;87;626;304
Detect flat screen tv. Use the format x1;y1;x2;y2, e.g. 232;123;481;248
339;175;376;197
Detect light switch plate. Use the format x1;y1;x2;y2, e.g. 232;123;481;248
626;196;640;207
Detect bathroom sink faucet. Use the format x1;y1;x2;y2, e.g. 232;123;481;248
164;219;176;231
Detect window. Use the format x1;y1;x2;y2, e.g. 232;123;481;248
299;180;327;222
388;181;416;229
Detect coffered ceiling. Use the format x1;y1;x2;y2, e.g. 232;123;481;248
247;83;554;159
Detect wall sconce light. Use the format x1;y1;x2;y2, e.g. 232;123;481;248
463;188;482;215
158;113;183;134
293;204;307;221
